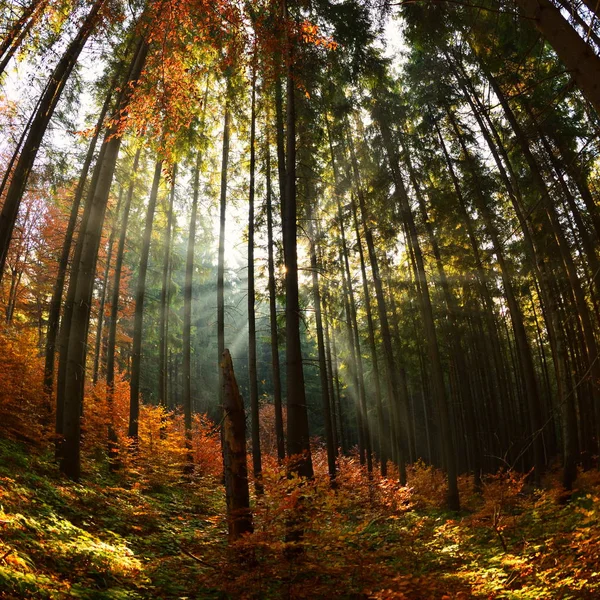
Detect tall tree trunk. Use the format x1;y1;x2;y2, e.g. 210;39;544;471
247;70;262;491
514;0;600;114
381;113;458;508
217;98;231;404
436;118;513;454
158;164;177;408
283;5;313;478
322;294;339;455
275;75;287;219
0;0;107;279
129;158;163;439
330;323;348;454
265;116;285;462
452;59;572;466
106;147;140;457
60;39;148;479
44;88;113;393
483;65;600;460
91;188;123;384
338;245;363;455
339;197;371;471
399;130;482;488
183;150;202;466
55;135;109;455
324;116;372;469
308;205;336;481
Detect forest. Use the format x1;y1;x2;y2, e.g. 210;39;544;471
0;0;600;597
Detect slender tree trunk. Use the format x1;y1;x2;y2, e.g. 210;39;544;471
55;136;109;454
158;164;177;408
308;206;336;480
351;198;387;476
447;110;546;484
183;150;202;466
129;158;163;439
339;198;371;471
338;245;363;455
0;0;107;279
323;296;339;455
265;117;285;462
283;8;313;478
325;116;373;468
400;131;482;488
483;65;600;459
218;98;231;405
345;116;407;483
534;121;600;296
91;188;122;384
436;118;513;452
247;69;262;492
105;147;140;459
452;60;571;466
275;75;287;219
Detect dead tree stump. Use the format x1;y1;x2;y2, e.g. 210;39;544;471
221;349;253;540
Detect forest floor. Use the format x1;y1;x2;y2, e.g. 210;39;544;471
0;438;599;600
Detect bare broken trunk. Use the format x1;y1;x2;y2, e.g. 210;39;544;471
221;349;253;541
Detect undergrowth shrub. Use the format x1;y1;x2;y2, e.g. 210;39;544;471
197;452;419;599
0;326;49;445
407;459;447;509
82;371;222;487
469;468;529;551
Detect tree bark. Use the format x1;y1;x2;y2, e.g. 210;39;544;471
221;349;253;540
217;98;231;404
91;188;122;384
129;158;163;439
265;116;286;462
351;197;387;475
247;69;262;492
183;150;202;466
158;163;177;408
44;87;113;393
381;113;458;509
447;109;546;484
105;146;140;461
400;129;482;488
308;205;337;481
283;7;313;478
60;38;148;479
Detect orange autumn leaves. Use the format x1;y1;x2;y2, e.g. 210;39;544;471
102;0;338;160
